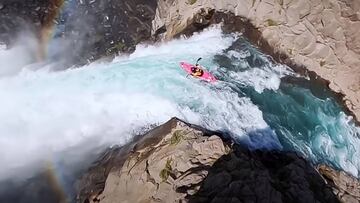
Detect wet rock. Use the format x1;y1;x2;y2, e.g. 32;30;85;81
51;0;157;65
0;0;157;65
0;0;53;46
318;164;360;203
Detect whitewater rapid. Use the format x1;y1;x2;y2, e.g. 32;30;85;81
0;27;359;180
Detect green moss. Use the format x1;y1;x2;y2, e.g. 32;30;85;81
114;42;125;50
266;19;278;26
107;42;126;55
170;130;183;145
188;0;197;5
159;158;173;182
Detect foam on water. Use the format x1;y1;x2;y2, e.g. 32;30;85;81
216;39;360;177
0;26;360;182
0;27;279;180
211;36;360;177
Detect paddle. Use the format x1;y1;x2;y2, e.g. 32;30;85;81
195;57;202;66
185;58;201;78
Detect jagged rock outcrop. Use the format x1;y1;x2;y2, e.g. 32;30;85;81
76;118;229;203
98;125;228;203
151;0;360;122
76;118;358;203
318;165;360;203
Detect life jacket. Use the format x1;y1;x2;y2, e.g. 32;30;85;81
191;66;204;76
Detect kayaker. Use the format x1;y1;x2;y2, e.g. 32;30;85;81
191;65;204;77
191;58;204;77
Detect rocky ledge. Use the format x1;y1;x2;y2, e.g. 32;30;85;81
151;0;360;123
76;118;360;203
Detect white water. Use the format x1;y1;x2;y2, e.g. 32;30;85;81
0;27;282;180
0;26;359;181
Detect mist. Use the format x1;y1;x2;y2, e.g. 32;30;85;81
0;32;39;77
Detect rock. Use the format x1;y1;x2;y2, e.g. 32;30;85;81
189;148;340;203
76;118;230;203
94;123;228;203
0;0;157;65
318;164;360;203
0;0;52;46
76;118;355;203
50;0;157;65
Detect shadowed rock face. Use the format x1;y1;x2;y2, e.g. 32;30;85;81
0;0;59;46
188;149;338;203
0;170;67;203
55;0;157;64
76;118;357;203
0;0;157;64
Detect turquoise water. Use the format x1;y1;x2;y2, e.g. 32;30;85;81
214;36;360;176
0;27;359;181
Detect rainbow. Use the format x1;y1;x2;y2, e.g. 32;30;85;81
35;0;75;199
42;161;69;203
38;0;67;61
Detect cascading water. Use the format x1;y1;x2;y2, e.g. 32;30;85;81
0;27;359;185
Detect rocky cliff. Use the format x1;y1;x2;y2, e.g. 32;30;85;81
318;165;360;203
0;0;157;64
53;0;157;64
76;118;359;203
151;0;360;122
0;0;60;46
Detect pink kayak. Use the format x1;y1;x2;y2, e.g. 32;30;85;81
179;62;217;82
